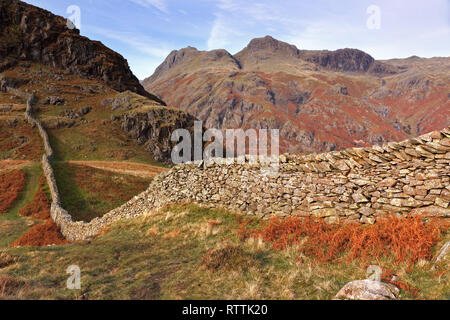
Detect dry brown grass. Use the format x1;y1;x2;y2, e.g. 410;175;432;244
0;251;18;268
237;215;448;266
163;230;181;239
0;274;26;299
67;161;167;178
0;169;26;213
19;175;50;220
0;122;43;161
0;160;32;173
0;204;448;300
201;245;254;272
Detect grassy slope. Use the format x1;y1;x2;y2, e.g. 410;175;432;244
52;162;154;222
1;204;448;300
1;63;165;234
46;124;163;166
0;163;42;248
1;63;164;166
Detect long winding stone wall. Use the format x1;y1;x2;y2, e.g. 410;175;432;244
23;97;73;235
12;84;450;241
19;91;158;240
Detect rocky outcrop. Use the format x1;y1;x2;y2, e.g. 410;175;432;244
0;74;28;92
234;36;301;67
146;47;201;83
335;280;399;300
102;91;200;163
0;0;164;104
146;46;241;85
302;49;374;72
120;108;198;162
238;36;300;57
234;36;398;75
301;48;398;75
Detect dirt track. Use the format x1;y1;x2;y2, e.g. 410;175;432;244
0;160;33;172
67;161;168;178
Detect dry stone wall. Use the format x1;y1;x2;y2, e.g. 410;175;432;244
58;126;450;241
145;128;450;224
23;97;77;237
13;84;450;241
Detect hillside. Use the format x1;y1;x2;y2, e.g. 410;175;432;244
0;0;196;243
0;0;164;104
0;2;449;302
143;36;450;153
0;0;200;164
0;204;448;300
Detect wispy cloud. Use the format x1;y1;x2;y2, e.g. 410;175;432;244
207;0;281;52
89;25;174;79
23;0;450;78
207;13;245;51
90;26;171;58
129;0;168;13
207;0;450;58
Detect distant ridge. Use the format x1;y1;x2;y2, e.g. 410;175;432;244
143;35;450;154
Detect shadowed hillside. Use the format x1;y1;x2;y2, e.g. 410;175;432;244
0;0;164;104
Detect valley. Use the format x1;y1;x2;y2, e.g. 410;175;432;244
0;0;448;302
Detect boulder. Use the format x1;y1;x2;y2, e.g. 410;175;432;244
43;96;65;106
335;280;399;300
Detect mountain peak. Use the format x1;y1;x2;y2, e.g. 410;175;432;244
233;36;300;68
301;48;376;73
240;35;300;56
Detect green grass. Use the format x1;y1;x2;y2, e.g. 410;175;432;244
52;162;153;222
0;163;42;249
46;125;164;166
0;204;448;300
33;92;166;167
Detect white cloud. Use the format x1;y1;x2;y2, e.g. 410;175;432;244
89;26;174;78
207;0;285;52
90;26;171;58
206;0;450;59
207;14;244;51
284;20;368;52
128;56;164;79
129;0;168;13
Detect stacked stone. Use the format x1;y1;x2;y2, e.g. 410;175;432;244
144;127;450;226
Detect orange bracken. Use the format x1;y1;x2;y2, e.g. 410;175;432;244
236;215;448;266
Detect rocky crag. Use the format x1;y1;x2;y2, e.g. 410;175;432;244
103;91;199;162
0;0;164;104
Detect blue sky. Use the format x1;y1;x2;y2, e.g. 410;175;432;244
24;0;450;79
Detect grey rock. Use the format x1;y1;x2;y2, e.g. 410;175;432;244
335;280;399;300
